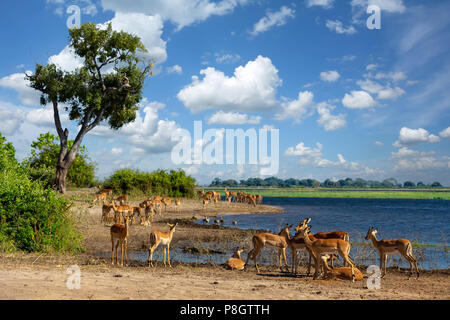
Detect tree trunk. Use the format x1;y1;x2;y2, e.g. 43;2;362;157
55;163;69;194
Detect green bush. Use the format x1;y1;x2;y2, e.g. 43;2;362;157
22;132;96;188
0;133;82;252
103;168;196;198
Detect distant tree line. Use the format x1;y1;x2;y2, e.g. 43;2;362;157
209;177;445;188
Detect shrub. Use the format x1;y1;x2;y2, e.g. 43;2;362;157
0;133;82;252
22;132;96;188
103;168;196;198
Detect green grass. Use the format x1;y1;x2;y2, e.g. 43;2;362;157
202;187;450;200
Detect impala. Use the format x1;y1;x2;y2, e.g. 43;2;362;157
174;199;181;212
111;202;133;224
321;254;363;281
202;198;209;211
97;185;113;197
115;194;129;205
101;201;115;223
365;226;419;279
148;222;178;267
226;249;245;270
296;223;356;282
151;199;163;215
255;194;263;205
162;197;172;212
94;192;107;204
245;224;293;273
110;216;130;266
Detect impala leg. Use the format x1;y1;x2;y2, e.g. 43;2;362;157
120;241;124;266
167;244;172;268
380;253;385;278
124;240;128;266
115;240;120;266
163;246;167;267
282;248;289;272
384;254;388;278
111;238;115;265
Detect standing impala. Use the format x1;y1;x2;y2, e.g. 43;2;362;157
110;216;130;266
365;226;419;279
148;222;178;268
296;223;356;282
245;224;294;273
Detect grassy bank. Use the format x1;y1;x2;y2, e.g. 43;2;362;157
202;187;450;200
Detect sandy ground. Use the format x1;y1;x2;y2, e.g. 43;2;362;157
0;189;449;300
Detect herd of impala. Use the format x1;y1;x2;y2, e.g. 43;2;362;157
94;186;420;283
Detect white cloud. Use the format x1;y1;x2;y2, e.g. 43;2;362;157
377;86;405;100
306;0;334;9
0;71;41;106
90;100;183;154
111;147;123;155
366;64;379;71
177;55;282;113
351;0;406;14
374;71;406;82
320;70;340;82
101;0;248;30
48;12;167;73
275;91;314;123
215;53;241;64
393;127;441;147
356;79;384;94
342;90;376;109
167;65;183;75
26;105;69;127
0;102;25;135
249;6;295;36
391;147;449;171
207;111;261;125
325;20;356;35
316;102;347;131
440;127;450;139
285;141;376;175
374;141;384;146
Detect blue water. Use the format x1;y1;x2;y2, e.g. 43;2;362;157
200;197;450;270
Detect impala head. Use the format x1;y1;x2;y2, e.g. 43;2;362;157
232;248;244;259
167;222;178;231
365;226;378;240
294;217;311;232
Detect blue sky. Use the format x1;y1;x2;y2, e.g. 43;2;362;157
0;0;449;185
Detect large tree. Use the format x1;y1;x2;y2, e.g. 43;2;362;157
26;23;152;193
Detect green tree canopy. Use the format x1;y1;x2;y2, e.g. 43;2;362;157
26;22;152;193
23;132;96;188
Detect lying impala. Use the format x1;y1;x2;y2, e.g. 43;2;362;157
148;222;178;267
365;226;419;279
295;222;356;282
321;254;363;281
227;249;245;270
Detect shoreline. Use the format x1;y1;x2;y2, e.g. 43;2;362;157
0;193;449;300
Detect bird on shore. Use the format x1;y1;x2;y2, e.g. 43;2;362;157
214;218;220;225
203;217;210;224
232;220;237;226
220;216;224;224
